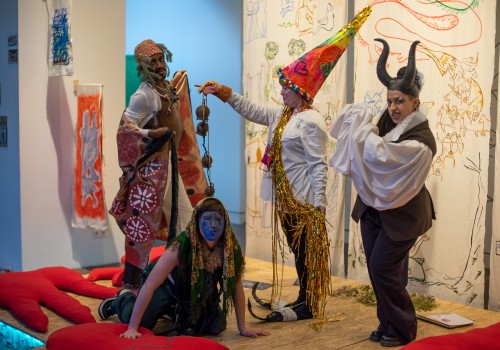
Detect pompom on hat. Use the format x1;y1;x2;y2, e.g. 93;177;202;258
134;39;164;62
277;6;372;103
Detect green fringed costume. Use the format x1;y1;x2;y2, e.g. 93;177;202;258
111;198;245;336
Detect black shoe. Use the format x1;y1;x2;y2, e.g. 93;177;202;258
292;303;313;320
380;335;403;347
369;329;385;342
264;303;313;322
98;297;116;320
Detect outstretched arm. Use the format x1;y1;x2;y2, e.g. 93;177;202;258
233;279;271;338
120;246;180;339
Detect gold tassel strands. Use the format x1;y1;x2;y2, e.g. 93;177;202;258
270;106;332;326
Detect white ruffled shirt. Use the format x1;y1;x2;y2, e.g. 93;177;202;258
228;92;329;208
329;103;433;210
124;82;162;128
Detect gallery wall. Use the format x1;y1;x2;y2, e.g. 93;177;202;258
0;0;21;271
15;0;126;270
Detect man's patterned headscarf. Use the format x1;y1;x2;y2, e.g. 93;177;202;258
134;39;173;85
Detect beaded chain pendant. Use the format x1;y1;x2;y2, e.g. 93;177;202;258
195;95;215;197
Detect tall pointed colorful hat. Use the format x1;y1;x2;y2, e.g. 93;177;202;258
277;6;372;103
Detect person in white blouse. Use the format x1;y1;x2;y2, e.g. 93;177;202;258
196;7;371;324
329;39;436;347
197;79;328;322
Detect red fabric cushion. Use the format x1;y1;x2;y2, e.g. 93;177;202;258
86;246;167;287
120;245;166;264
87;267;124;287
111;269;124;287
0;267;119;332
87;267;123;281
46;323;229;350
402;322;500;350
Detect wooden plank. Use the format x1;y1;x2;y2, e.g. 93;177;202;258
1;257;499;349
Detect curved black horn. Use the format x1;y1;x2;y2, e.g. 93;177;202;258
374;38;392;88
252;282;271;308
399;40;420;92
247;298;268;321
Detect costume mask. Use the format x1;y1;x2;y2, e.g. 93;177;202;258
199;211;224;243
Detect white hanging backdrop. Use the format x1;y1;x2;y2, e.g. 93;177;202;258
242;0;350;276
349;0;496;307
490;35;500;311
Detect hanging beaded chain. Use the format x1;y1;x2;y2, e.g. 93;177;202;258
195;95;215;196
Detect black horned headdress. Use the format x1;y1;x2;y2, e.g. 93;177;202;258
375;38;422;97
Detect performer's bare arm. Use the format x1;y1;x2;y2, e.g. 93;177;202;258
233;278;271;338
119;247;180;339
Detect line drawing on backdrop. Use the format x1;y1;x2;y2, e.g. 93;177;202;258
347;0;489;305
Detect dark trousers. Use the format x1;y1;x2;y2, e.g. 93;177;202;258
360;207;418;344
112;281;226;335
280;212;308;304
113;283;177;330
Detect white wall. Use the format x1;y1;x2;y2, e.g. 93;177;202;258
18;0;126;270
0;0;21;272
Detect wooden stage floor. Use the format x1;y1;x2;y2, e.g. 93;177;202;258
1;257;500;349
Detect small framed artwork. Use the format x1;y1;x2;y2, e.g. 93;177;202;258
7;34;17;47
0;116;7;148
8;49;18;64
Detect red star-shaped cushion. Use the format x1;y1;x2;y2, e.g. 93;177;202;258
0;266;119;332
46;323;229;350
401;322;500;349
87;245;166;287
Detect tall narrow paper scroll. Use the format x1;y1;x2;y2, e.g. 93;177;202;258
72;84;107;233
47;0;73;76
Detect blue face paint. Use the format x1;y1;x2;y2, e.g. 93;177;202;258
199;211;224;242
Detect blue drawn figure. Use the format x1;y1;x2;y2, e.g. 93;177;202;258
245;0;266;43
280;0;294;17
80;110;101;207
362;88;385;117
52;7;70;66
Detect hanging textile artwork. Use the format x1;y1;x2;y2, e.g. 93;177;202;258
349;0;495;307
47;0;73;76
72;84;107;233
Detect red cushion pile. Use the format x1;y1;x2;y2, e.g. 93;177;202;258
46;323;229;350
402;322;500;350
0;266;118;332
